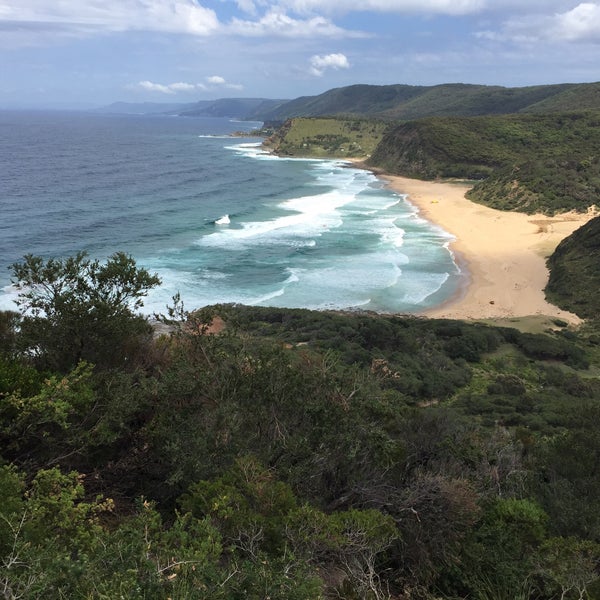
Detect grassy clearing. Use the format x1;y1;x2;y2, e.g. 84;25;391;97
265;117;388;158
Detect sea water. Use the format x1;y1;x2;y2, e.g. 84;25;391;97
0;110;461;315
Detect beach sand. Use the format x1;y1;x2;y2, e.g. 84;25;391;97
381;174;595;325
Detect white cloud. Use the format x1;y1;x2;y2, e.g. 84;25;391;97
551;2;600;41
207;75;244;89
0;0;219;35
207;75;226;84
138;81;177;94
309;52;350;76
276;0;485;16
1;1;368;41
275;0;591;16
476;2;600;44
234;0;258;14
134;76;243;95
227;8;361;38
169;82;202;92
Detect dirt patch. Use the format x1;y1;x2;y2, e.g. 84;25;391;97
205;316;226;335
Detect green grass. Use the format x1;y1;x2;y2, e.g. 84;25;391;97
264;116;388;158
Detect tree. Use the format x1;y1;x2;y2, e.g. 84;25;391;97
0;310;20;355
454;498;548;599
0;467;112;599
0;362;94;467
11;252;160;371
535;537;600;600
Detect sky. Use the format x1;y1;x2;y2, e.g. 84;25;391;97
1;1;600;108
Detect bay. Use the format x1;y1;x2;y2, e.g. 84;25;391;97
0;110;460;315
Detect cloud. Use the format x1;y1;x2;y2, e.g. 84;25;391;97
551;2;600;41
207;75;244;89
227;8;362;38
309;53;350;76
137;81;178;94
2;1;369;42
134;76;243;95
234;0;258;14
169;82;201;92
276;0;485;16
0;0;219;35
476;2;600;44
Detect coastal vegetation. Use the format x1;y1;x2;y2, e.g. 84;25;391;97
546;216;600;319
99;81;600;122
268;111;600;216
367;111;600;214
254;81;600;122
263;116;388;158
2;253;600;599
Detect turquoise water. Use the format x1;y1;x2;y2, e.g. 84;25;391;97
0;111;461;315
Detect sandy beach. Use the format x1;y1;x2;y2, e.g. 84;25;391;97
381;174;595;325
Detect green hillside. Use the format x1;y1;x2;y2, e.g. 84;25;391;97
546;216;600;318
97;81;600;122
368;111;600;214
255;81;600;121
263;116;389;158
523;81;600;113
381;82;573;119
256;83;426;120
178;97;284;119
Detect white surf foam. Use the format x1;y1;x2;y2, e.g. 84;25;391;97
251;287;286;304
197;188;357;248
0;284;20;311
399;272;451;305
150;140;460;315
226;142;328;164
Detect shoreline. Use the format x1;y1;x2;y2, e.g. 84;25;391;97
377;173;594;325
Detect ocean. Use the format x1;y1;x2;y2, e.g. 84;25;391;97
0;110;461;316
